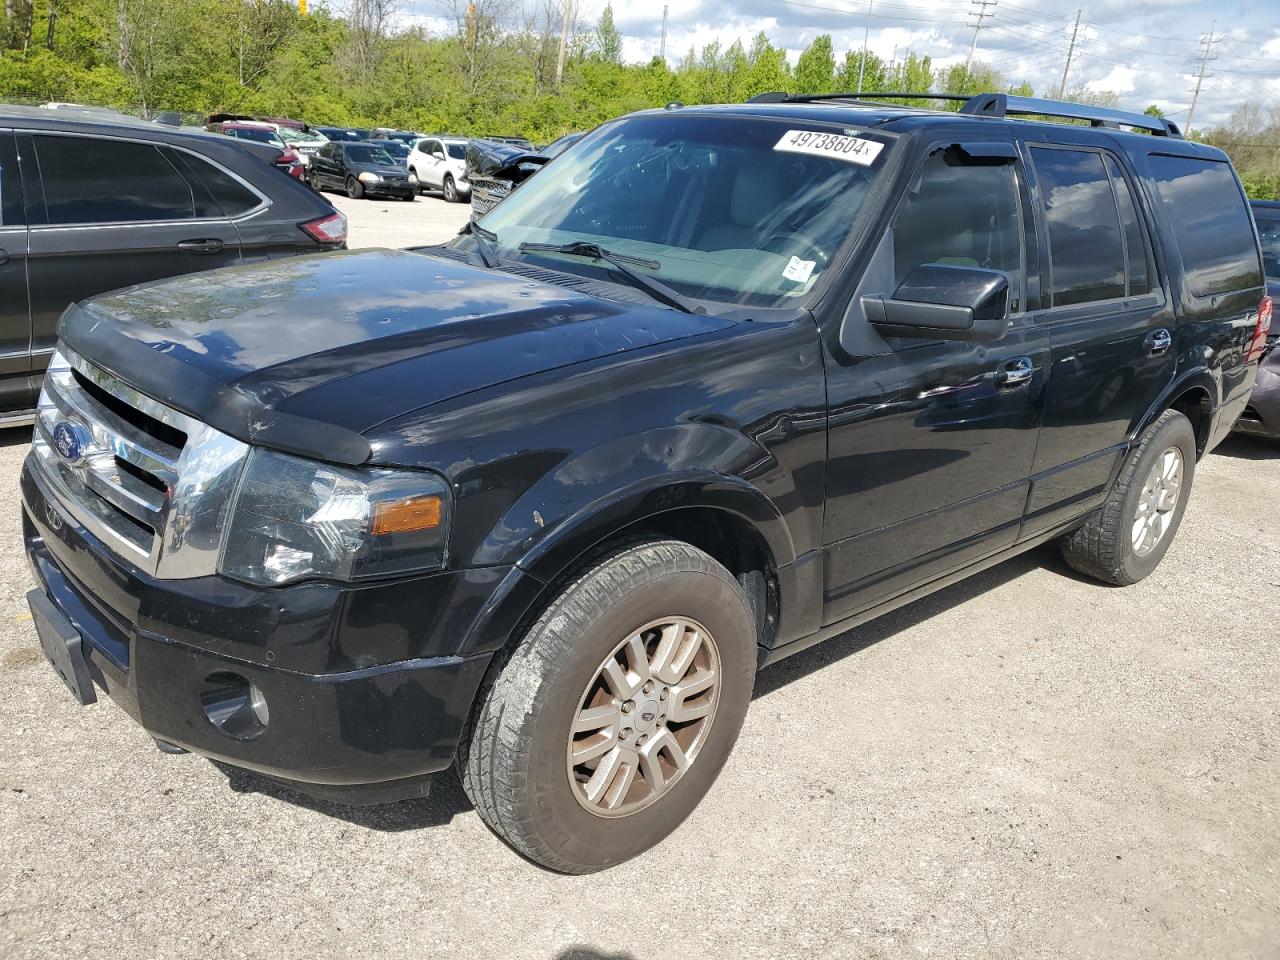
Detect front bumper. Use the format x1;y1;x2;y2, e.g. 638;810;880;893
21;455;501;801
363;181;415;199
1234;356;1280;439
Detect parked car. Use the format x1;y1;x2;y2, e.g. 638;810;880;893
465;138;548;216
374;128;424;144
277;126;329;175
215;122;306;180
20;93;1270;874
1235;200;1280;439
308;140;415;200
408;136;470;202
483;135;535;149
541;131;585;158
313;125;372;143
0;104;345;420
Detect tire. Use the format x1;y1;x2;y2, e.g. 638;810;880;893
346;176;363;200
459;539;757;873
1059;408;1197;585
443;175;459;203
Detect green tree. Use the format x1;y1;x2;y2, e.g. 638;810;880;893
743;31;789;98
793;33;834;94
593;2;622;66
835;50;884;93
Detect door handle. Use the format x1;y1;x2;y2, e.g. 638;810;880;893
177;239;224;255
1145;328;1172;356
995;356;1035;389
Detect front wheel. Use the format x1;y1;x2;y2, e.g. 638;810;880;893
1059;408;1197;585
346;176;364;200
459;540;757;873
443;175;459;203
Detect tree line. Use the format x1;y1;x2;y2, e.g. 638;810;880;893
0;0;1276;197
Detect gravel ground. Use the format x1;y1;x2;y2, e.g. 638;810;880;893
1;198;1278;959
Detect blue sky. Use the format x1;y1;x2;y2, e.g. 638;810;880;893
402;0;1280;129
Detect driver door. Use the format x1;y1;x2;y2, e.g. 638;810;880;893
821;137;1050;623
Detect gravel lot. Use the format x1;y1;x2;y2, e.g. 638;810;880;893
1;197;1278;960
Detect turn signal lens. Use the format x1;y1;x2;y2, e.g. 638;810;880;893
371;495;443;535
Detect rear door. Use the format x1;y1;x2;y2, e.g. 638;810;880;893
25;132;244;370
0;129;33;414
1018;142;1174;539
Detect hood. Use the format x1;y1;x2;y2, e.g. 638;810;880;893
60;249;736;465
465;139;548;182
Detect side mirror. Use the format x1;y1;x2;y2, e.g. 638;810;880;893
863;264;1010;343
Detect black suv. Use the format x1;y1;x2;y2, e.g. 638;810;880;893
0;106;347;421
21;93;1271;874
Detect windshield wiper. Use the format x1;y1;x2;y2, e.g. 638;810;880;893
517;240;704;315
457;220;500;269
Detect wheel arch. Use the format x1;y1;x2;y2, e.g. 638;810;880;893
1137;368;1218;458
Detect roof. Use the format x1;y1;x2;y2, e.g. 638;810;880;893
636;100;1228;160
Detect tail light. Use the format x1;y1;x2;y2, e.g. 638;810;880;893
1248;295;1273;363
300;211;347;246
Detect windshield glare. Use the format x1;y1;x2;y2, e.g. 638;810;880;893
473;114;892;309
346;145;396;165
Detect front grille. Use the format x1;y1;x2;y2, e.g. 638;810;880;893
32;350;249;578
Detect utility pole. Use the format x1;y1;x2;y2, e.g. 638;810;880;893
856;0;873;94
659;4;668;62
555;0;572;87
1186;20;1217;132
966;0;996;70
1057;9;1081;99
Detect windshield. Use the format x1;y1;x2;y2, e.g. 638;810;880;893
1257;213;1280;278
281;128;326;147
231;127;283;147
372;141;410;159
446;142;466;160
346;144;396;165
473;113;892;309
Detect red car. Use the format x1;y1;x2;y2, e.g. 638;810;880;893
214;121;306;181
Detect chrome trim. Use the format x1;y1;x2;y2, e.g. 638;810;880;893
32;349;249;578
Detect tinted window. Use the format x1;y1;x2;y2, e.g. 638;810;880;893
1104;155;1152;296
229;128;283;147
447;143;465;160
174;151;259;217
1257;210;1280;278
1033;148;1125;306
35;135;196;224
1148;154;1263;297
0;132;22;226
892;146;1024;307
344;145;395;165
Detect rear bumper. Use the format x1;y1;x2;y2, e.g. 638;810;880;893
21;455;499;800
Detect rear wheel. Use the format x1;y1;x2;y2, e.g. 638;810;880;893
346;176;364;200
459;539;757;873
443;175;459;203
1059;409;1197;585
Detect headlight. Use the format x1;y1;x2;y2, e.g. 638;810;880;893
357;171;381;183
218;449;451;586
408;172;419;183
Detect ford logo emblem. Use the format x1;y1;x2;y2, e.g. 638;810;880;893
52;422;88;465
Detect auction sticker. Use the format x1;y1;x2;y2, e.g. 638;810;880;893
773;130;883;166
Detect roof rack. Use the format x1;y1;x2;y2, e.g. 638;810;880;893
746;91;1183;139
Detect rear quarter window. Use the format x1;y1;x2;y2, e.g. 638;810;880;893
1148;154;1263;297
1255;209;1280;278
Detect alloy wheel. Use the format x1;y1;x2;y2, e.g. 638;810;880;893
567;616;721;818
1132;446;1183;557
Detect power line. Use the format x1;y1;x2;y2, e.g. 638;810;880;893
1186;20;1218;131
1057;9;1081;99
966;0;997;69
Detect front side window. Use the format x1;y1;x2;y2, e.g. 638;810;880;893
1033;147;1126;307
474;114;894;309
34;134;196;225
891;145;1024;308
1148;153;1264;297
0;131;22;227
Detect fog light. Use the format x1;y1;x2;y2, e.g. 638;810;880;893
201;672;270;741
